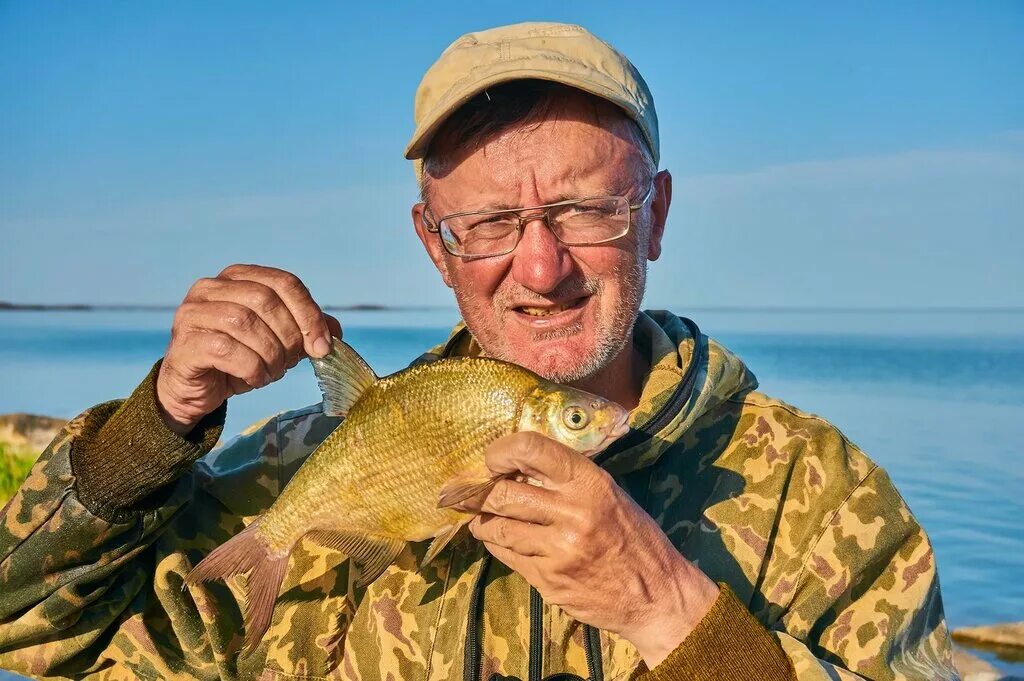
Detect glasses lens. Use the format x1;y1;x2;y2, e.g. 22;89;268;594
549;197;630;244
440;212;520;257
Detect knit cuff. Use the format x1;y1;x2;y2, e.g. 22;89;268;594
639;584;795;681
70;360;226;521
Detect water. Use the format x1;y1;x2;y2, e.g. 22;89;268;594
1;309;1022;676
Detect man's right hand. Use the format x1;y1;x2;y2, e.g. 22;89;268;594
155;264;342;435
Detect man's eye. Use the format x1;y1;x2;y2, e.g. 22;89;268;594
465;216;515;232
568;205;600;215
564;206;609;221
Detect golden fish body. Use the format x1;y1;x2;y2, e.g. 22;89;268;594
185;339;630;652
262;357;543;550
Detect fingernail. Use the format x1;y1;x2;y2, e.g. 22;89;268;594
312;336;330;358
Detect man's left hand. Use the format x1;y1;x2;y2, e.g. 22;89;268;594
457;431;721;669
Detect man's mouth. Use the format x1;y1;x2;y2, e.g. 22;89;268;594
514;296;588;317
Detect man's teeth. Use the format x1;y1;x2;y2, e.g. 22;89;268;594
520;305;568;317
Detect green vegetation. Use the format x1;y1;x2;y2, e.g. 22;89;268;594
0;441;37;505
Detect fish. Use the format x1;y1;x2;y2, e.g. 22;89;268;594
183;338;631;652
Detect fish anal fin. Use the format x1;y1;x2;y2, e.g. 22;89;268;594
437;468;504;509
310;338;378;417
307;529;405;587
421;520;470;568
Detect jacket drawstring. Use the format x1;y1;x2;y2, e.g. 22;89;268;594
528;586;544;681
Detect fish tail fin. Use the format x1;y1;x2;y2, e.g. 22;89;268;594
184;521;289;655
310;338;378;417
240;550;289;654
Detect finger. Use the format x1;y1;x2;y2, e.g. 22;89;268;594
481;541;537;579
228;376;255;396
176;301;288;379
190;278;306;367
457;478;562;525
218;264;332;358
469;514;548;557
185;330;271;389
324;313;343;340
484;432;583;487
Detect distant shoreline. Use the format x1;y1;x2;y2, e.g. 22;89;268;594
0;302;448;313
2;302;1023;314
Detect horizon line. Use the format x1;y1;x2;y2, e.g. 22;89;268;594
2;302;1023;315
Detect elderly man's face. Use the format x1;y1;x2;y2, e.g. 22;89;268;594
413;97;670;383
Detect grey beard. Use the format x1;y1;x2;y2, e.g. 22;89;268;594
541;256;647;384
454;254;648;384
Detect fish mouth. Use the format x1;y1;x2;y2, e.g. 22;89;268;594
598;411;631;450
609;411;631;440
581;412;632;459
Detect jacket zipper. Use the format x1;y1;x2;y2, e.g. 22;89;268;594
592;317;705;468
583;625;603;681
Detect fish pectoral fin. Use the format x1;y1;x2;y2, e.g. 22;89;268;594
306;530;405;587
310;338;378;417
436;468;504;509
421;520;470;568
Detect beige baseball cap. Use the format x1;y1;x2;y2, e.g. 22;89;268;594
404;21;659;167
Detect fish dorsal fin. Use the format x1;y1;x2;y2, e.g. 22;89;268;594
306;529;405;587
310;338;378;417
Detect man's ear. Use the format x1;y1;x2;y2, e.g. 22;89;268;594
412;203;453;288
646;170;672;262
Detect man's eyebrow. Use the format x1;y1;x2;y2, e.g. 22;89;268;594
484;199;525;211
459;184;632;213
546;184;631;203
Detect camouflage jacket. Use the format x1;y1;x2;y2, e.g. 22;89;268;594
0;312;956;680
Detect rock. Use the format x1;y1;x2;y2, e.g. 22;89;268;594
955;623;1024;649
954;646;1003;680
954;623;1024;665
0;413;67;452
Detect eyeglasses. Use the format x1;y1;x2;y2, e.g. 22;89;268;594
423;186;654;258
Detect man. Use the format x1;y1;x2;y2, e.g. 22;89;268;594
0;22;955;681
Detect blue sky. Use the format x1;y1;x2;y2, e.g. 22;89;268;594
1;1;1021;308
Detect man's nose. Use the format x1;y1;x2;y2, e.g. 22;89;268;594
510;216;573;294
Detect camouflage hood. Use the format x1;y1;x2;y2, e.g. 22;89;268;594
430;310;757;476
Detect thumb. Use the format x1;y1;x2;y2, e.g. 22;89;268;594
484;431;583;487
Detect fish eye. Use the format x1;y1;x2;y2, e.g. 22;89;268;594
562;406;590;430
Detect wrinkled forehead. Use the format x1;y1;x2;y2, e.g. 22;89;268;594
425;96;650;213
